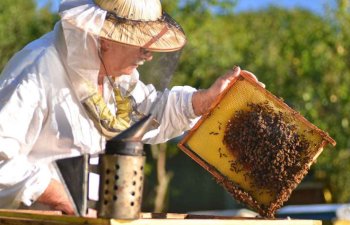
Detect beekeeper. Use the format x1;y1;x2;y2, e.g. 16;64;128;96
0;0;260;214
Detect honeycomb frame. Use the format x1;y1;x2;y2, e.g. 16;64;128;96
178;71;336;217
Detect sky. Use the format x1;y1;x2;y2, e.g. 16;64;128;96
36;0;333;14
234;0;331;14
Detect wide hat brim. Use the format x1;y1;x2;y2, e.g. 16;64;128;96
100;13;186;52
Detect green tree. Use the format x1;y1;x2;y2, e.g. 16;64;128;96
313;0;350;202
2;0;350;210
168;1;350;205
0;0;58;71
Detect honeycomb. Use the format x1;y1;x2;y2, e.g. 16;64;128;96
178;71;336;217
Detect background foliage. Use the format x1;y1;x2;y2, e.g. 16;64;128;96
164;0;350;206
0;0;58;70
0;0;349;211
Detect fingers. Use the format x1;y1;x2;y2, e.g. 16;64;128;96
214;66;241;91
223;66;241;81
192;67;241;116
242;70;257;81
223;67;265;88
258;81;266;88
192;66;264;116
242;70;266;88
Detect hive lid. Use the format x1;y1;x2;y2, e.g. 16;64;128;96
178;71;336;217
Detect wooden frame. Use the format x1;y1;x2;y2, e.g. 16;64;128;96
178;71;336;217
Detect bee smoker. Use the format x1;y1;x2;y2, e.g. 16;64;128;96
55;114;155;219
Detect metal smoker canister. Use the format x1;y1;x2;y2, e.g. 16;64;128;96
97;115;154;219
97;142;145;219
55;115;155;219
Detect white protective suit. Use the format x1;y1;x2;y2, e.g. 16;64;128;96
0;0;198;209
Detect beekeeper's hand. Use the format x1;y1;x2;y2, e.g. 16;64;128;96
192;66;264;116
36;179;75;215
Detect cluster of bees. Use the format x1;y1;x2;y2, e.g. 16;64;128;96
223;101;311;193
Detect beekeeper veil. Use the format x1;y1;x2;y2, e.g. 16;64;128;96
58;0;186;139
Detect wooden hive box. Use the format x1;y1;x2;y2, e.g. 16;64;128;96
0;210;323;225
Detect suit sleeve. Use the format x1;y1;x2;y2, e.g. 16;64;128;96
141;85;200;144
0;69;51;208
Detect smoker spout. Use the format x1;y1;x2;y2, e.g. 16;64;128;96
105;114;154;156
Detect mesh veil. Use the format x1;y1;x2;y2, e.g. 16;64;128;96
58;0;184;138
59;0;106;100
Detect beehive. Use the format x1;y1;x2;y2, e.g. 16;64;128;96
178;71;336;217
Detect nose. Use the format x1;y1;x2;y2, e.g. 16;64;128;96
140;48;153;61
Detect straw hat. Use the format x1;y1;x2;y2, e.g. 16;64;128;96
93;0;186;52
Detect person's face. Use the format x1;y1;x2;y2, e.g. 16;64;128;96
99;38;153;77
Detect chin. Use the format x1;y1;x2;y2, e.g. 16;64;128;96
110;71;133;77
123;68;137;75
